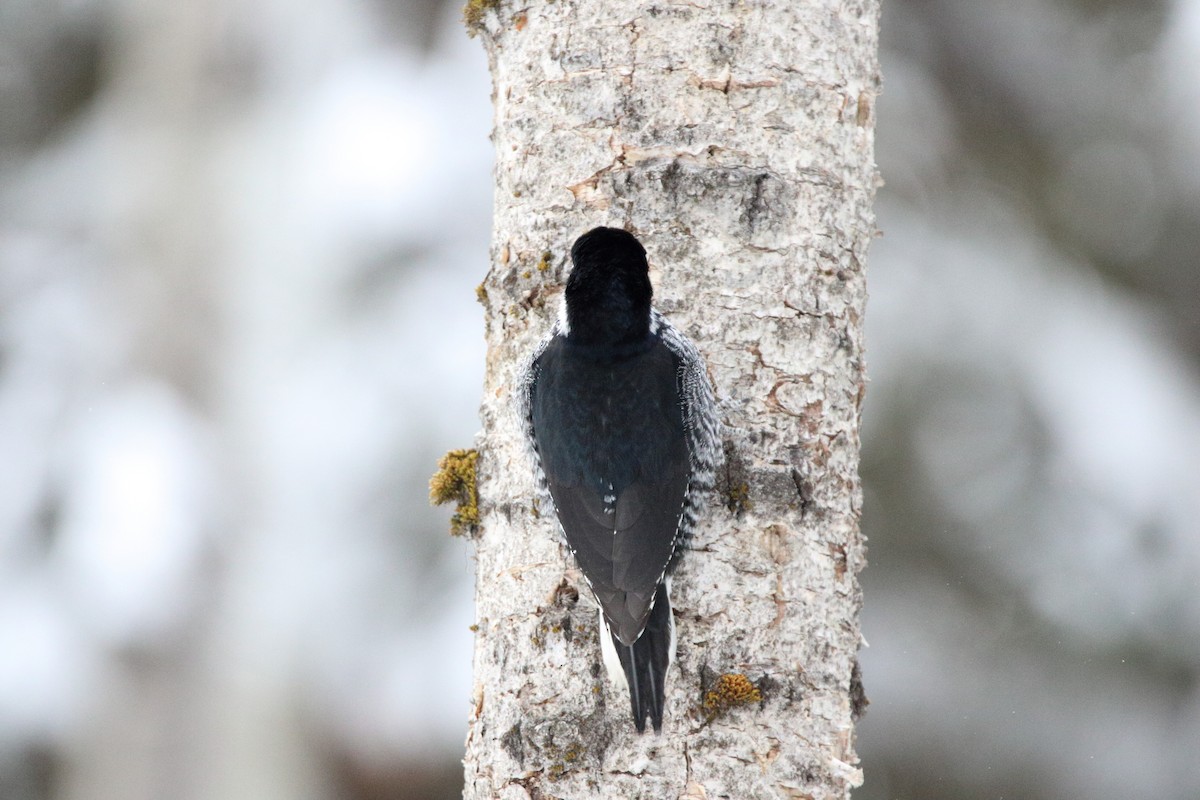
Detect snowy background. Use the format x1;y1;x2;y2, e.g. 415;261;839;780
1;0;1198;798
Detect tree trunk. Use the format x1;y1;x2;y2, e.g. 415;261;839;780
465;1;877;797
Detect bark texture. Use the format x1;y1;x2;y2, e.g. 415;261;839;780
466;1;877;797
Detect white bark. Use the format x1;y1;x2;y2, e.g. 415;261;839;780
466;1;877;797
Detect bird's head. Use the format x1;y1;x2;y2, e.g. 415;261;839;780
564;227;653;346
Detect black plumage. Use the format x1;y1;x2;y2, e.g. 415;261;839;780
521;227;720;733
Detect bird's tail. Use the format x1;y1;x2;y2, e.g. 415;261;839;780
612;583;673;733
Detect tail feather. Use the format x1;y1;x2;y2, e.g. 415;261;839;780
612;583;673;733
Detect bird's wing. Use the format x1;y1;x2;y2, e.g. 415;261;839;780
546;451;687;643
532;337;689;644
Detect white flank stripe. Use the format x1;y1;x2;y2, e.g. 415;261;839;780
598;609;628;689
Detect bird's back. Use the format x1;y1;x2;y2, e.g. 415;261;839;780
530;333;689;644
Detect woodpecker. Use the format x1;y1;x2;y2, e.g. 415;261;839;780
519;227;720;733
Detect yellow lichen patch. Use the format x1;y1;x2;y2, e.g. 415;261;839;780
536;250;553;271
704;673;763;718
462;0;499;37
726;481;752;514
429;449;480;536
539;740;583;782
475;283;488;304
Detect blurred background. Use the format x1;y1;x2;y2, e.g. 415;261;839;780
1;0;1197;798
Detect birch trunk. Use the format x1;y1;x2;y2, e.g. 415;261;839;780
466;1;877;797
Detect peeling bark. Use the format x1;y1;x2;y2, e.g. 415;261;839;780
465;1;877;797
